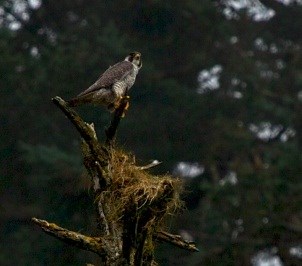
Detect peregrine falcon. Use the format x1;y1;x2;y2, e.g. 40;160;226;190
68;52;142;110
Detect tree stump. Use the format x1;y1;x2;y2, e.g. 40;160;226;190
32;96;198;265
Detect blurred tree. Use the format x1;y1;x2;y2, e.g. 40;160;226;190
1;0;302;265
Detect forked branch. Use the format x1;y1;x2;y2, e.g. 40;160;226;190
32;96;199;265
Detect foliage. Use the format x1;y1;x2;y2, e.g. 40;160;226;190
1;0;302;265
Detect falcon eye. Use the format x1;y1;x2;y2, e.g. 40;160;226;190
135;55;140;60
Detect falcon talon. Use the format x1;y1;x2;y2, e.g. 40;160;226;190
113;101;121;110
124;101;130;111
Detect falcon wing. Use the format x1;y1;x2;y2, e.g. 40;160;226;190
78;61;133;97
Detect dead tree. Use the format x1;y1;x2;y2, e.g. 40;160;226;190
32;96;198;265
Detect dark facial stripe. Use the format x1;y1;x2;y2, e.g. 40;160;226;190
129;52;136;61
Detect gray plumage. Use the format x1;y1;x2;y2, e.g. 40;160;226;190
68;52;142;110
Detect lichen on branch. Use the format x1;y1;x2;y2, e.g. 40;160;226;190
32;96;198;265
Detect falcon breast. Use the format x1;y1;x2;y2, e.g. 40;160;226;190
68;52;142;110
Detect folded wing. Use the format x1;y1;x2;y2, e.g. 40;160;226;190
78;61;134;97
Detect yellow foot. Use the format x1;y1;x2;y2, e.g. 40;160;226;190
124;101;130;111
114;95;130;109
121;98;130;118
111;95;130;117
122;102;130;118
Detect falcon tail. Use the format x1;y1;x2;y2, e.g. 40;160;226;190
67;98;80;107
67;96;91;107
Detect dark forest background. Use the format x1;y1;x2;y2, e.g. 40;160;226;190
1;0;302;265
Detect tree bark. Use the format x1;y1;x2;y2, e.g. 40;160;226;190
32;96;198;265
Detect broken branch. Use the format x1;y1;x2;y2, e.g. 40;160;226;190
105;96;130;145
155;231;199;252
32;218;107;256
137;160;162;170
52;96;108;164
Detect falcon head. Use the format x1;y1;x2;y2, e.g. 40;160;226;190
125;52;142;69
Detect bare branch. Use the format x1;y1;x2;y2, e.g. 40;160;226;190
81;134;110;235
34;95;194;265
32;218;107;256
155;231;199;252
96;194;110;236
105;96;130;145
52;96;109;164
137;160;162;170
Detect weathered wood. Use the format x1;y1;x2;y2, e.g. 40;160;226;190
105;95;130;145
32;218;107;256
32;96;198;266
137;160;162;170
52;96;109;164
155;231;199;252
